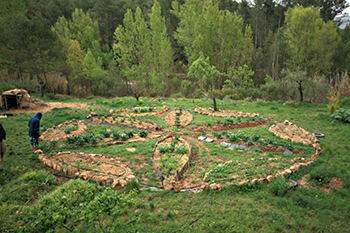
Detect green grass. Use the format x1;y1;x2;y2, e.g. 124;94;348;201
0;96;349;232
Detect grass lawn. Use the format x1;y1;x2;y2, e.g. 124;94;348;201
0;96;349;232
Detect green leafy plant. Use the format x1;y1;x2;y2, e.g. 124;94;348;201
331;108;350;123
268;177;290;197
158;144;171;154
175;144;188;154
138;130;148;137
113;133;121;140
327;86;340;114
103;131;111;138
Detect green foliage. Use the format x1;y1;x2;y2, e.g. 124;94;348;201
284;6;340;76
268;177;291;197
327;86;340;114
175;144;188;154
0;83;16;94
339;97;350;108
331;108;350;123
138;130;148;138
103;131;111;138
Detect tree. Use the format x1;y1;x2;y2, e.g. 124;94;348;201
122;64;148;101
281;68;309;102
172;0;253;86
90;0;127;45
114;7;152;96
149;0;173;96
188;57;221;110
284;6;340;77
82;49;107;95
70;9;101;52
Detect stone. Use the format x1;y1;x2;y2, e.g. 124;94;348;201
221;142;229;147
127;175;136;182
205;138;214;143
285;169;292;174
198;136;206;141
173;182;181;191
284;150;293;154
229;144;239;148
106;177;114;186
267;175;274;182
119;179;128;187
251;147;262;151
163;180;173;190
239;145;250;150
210;183;218;190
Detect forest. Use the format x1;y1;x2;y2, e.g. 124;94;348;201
0;0;350;102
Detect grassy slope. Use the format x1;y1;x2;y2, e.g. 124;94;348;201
0;96;349;232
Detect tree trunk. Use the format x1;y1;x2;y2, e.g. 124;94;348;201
297;80;303;102
134;93;140;102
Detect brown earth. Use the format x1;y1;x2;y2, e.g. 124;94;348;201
164;109;193;127
3;102;89;114
43;152;133;179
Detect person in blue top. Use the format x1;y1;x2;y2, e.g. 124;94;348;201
28;112;42;152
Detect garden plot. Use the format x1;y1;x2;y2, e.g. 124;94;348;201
88;113;162;131
38;152;134;187
37;105;320;191
195;106;259;117
152;136;192;190
164;108;193;127
41;119;87;142
202;152;314;187
114;106;169;116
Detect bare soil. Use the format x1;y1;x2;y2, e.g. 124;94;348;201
47;152;133;179
4;102;89;114
164;109;193;127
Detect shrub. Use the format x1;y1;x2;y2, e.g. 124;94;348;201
331;108;350;123
228;134;240;143
103;131;111;138
339;97;350;108
138;130;148;138
175;144;188;154
0;83;17;94
327;86;340;114
113;133;120;140
309;167;336;184
268;177;290;197
158;144;171;154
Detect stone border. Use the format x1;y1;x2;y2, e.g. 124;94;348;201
41;119;88;142
37;151;136;189
203;121;321;190
194;106;259;118
114;105;169;117
152;135;193;191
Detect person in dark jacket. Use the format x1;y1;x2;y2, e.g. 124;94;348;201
0;122;6;162
28;112;42;152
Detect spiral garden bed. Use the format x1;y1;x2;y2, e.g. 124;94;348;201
38;152;135;188
37;106;321;191
152;136;193;191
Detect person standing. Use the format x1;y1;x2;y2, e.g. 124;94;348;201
28;112;42;153
0;122;6;162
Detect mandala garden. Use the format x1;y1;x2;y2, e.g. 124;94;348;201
37;106;320;191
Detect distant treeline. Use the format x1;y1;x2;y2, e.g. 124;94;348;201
0;0;349;102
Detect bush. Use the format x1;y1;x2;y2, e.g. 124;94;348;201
309;167;336;184
268;177;290;197
339;97;350;108
327;87;340;114
0;83;16;94
331;108;350;123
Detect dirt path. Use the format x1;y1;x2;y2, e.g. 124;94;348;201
3;102;89;114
